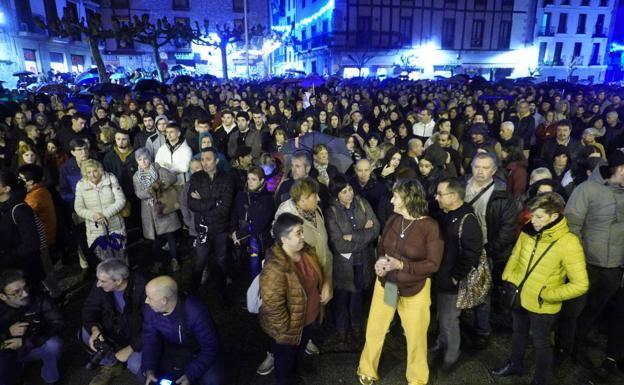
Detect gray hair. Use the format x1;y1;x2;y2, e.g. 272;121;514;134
471;152;499;170
134;147;151;161
529;167;553;185
606;111;618;119
500;121;515;133
292;151;311;168
96;258;130;282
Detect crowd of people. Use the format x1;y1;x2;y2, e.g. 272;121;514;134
0;75;623;385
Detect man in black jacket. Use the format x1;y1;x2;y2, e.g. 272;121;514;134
188;147;234;303
464;152;519;349
431;178;483;371
81;259;146;385
0;269;63;385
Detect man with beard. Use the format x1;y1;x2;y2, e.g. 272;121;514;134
103;130;138;203
133;114;156;150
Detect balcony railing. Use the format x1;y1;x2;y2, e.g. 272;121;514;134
538;26;556;36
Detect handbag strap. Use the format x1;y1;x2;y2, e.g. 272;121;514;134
457;212;474;254
517;238;560;290
467;181;495;206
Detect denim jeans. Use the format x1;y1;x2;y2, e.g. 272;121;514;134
0;336;63;384
333;264;365;334
272;324;314;385
435;293;462;364
473;257;495;336
80;328;142;379
193;232;229;294
510;308;557;385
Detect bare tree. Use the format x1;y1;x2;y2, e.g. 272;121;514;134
36;7;113;83
114;15;187;82
346;52;377;76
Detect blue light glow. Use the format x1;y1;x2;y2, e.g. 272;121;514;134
610;42;624;53
272;0;335;35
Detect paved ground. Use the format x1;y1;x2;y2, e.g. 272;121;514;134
21;239;624;385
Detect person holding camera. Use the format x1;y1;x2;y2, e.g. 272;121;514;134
0;269;63;385
142;275;224;385
81;259;146;385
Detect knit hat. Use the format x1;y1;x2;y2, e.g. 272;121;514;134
155;115;169;126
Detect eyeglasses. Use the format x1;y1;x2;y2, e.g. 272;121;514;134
4;285;28;298
435;191;455;197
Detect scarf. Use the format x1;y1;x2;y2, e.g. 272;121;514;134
314;162;329;186
138;164;158;204
296;204;317;227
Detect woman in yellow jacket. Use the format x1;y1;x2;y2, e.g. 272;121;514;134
491;192;588;385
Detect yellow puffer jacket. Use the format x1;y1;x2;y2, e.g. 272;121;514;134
502;216;588;314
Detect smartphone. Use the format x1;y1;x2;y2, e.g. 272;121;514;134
158;380;173;385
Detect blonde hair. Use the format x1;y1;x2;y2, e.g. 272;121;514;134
80;159;103;178
290;177;319;203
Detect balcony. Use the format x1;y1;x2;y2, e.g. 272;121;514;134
299;33;333;51
592;28;607;37
538;26;556;36
571;55;584;65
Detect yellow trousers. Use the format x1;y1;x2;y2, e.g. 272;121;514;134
357;278;431;385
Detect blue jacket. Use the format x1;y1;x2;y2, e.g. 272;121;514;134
141;295;220;382
59;157;82;205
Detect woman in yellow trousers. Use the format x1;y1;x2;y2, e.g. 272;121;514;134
357;180;444;385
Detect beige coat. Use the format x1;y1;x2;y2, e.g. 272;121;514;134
75;172;126;246
274;199;332;286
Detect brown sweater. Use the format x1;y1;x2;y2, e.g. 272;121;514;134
378;214;444;297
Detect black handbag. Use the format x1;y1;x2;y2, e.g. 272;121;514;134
500;239;559;312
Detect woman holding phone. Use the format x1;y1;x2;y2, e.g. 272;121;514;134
357;179;444;385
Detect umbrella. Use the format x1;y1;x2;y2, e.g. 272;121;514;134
75;72;99;85
110;73;127;80
36;83;70;94
87;83;128;97
166;75;194;85
89;223;126;261
282;132;353;173
133;79;164;92
170;64;185;72
13;71;34;77
198;73;218;81
299;74;325;88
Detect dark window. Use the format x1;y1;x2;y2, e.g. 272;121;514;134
543;0;553;5
573;42;582;57
399;17;412;45
538;42;547;64
475;0;487;8
65;2;80;40
553;42;563;64
233;0;244;12
599;0;608;5
590;42;600;65
581;0;589;4
322;20;328;33
302;0;306;8
471;20;485;47
311;60;317;73
43;0;58;30
577;14;586;34
357;16;372;47
442;18;455;49
444;0;457;6
501;0;514;9
115;16;134;49
111;0;129;8
595;14;605;36
558;13;567;34
16;0;34;31
50;52;63;63
498;20;511;49
173;0;189;10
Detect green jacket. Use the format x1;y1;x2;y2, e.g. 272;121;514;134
502;216;588;314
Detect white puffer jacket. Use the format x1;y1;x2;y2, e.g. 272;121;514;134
74;172;127;246
155;140;192;185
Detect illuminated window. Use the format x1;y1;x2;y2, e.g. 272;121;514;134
71;54;85;73
23;49;38;73
49;52;66;72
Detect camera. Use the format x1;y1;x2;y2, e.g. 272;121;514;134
22;312;42;337
85;338;114;370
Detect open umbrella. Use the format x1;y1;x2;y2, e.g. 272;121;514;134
133;79;164;92
88;83;128;97
166;75;194;85
299;74;325;88
170;64;185;72
75;72;99;85
282;132;353;173
13;71;34;77
89;223;126;261
110;73;127;80
37;83;70;94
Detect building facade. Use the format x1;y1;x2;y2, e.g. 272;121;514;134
534;0;615;82
0;0;99;87
99;0;269;78
271;0;615;82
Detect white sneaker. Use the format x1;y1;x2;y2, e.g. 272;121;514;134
256;351;274;375
305;339;320;355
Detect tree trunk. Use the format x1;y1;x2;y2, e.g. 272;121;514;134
88;38;109;83
220;42;229;80
153;45;164;82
